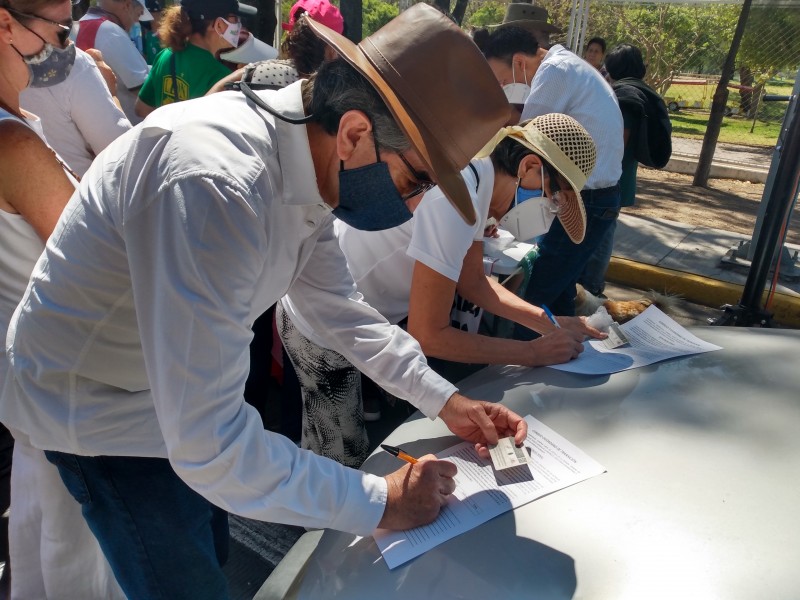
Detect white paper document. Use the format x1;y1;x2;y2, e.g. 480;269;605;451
550;305;722;375
374;415;606;569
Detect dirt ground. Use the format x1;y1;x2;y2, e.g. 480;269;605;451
628;167;800;246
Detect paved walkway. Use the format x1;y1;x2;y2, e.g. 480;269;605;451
609;135;800;327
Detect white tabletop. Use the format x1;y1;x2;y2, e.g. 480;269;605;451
275;327;800;600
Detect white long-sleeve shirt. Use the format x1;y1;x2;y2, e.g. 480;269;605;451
2;82;455;536
522;44;623;190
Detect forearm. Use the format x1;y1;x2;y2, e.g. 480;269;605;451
458;275;554;336
410;320;537;366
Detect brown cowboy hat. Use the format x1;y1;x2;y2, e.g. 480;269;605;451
493;2;561;35
306;3;511;225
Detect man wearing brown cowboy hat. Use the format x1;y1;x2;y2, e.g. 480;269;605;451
1;4;525;596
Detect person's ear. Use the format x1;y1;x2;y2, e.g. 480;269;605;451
517;153;543;182
213;17;227;35
511;53;527;74
335;110;373;163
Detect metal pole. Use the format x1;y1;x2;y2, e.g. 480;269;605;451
747;69;800;260
567;0;579;51
738;90;800;316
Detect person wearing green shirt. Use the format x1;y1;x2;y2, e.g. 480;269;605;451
141;0;164;65
135;0;255;117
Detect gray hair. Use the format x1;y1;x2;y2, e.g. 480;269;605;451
302;59;410;153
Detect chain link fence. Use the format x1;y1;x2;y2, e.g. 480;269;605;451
540;0;800;145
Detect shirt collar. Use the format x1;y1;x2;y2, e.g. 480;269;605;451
255;81;326;207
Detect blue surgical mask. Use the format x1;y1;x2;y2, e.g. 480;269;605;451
334;159;413;231
515;186;543;203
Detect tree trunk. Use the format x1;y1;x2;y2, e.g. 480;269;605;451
340;0;363;41
693;0;752;188
739;65;754;116
433;0;451;17
452;0;470;24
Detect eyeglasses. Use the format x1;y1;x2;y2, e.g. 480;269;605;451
7;8;73;47
397;152;436;201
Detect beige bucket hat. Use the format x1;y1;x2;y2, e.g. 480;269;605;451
306;3;512;225
476;113;597;243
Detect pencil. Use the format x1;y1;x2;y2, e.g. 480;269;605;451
380;444;418;464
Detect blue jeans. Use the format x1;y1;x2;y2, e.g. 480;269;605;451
579;217;618;295
513;185;620;340
44;452;230;600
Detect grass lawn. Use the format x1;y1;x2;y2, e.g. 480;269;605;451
663;77;791;147
669;110;781;147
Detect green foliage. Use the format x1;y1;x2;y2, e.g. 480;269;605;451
362;0;399;36
465;0;504;28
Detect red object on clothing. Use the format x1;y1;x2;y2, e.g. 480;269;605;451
75;17;109;51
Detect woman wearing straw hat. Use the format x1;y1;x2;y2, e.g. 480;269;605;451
2;5;527;595
279;114;606;467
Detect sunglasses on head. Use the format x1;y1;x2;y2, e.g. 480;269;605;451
7;8;72;47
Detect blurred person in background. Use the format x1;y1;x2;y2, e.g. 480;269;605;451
75;0;153;123
583;36;608;79
135;0;255;117
580;43;672;291
141;0;163;64
0;0;124;595
21;46;131;176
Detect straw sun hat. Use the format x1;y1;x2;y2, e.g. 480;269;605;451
477;114;597;244
306;3;511;225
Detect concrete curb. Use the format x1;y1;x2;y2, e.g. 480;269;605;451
607;256;800;327
665;155;768;184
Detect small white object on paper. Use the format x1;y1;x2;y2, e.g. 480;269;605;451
551;305;721;375
488;436;529;470
602;322;630;349
373;415;606;569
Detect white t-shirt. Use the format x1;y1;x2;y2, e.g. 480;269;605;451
20;48;131;177
522;44;623;190
77;15;149;124
328;157;494;327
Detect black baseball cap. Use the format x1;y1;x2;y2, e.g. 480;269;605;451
180;0;256;20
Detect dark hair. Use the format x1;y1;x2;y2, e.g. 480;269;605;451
302;59;409;153
585;37;606;53
281;15;326;77
479;25;539;64
605;43;646;80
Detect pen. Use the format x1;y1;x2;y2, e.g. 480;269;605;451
380;444;418;464
542;304;561;328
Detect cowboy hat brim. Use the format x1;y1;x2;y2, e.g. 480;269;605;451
305;16;478;225
492;19;561;34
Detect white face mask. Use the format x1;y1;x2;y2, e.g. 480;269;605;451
499;165;560;242
502;62;530;105
217;18;241;48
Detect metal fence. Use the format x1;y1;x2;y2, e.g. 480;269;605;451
540;0;800;144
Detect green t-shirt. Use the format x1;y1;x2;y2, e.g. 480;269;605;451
138;43;232;108
143;30;162;65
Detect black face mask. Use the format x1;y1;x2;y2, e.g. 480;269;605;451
334;145;412;231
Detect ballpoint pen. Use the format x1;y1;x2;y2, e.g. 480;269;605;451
380;444;418;464
542;304;561;328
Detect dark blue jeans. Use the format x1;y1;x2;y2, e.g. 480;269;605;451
513;185;620;340
44;452;230;600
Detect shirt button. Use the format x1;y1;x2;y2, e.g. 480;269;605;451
305;219;316;228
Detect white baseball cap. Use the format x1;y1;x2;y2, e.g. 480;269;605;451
137;0;154;21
